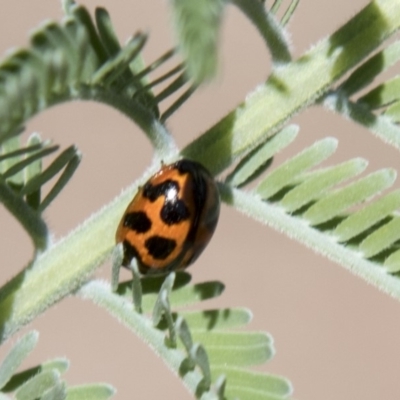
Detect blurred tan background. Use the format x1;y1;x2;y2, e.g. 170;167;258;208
1;0;400;399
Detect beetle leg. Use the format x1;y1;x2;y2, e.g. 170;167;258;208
111;243;124;292
153;272;176;347
128;258;143;313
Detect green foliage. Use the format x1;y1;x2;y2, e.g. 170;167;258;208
169;0;226;83
80;275;291;400
0;1;190;158
0;331;114;400
219;116;400;295
231;0;291;64
0;0;399;399
169;0;295;83
0;133;80;250
0;332;38;390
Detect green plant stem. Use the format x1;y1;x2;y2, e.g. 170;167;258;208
183;0;400;175
231;0;291;64
67;86;178;158
78;280;215;400
2;85;177;161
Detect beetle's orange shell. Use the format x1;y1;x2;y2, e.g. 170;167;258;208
116;159;220;274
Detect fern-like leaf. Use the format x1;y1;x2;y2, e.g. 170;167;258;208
2;359;69;393
1;0;399;374
0;2;399;398
0;2;198;157
222;124;400;300
79;277;292;400
0;331;114;399
0;332;38;391
0;134;80;250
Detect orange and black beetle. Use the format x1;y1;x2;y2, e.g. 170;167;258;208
116;159;220;275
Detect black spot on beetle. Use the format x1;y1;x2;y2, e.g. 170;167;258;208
143;178;190;225
145;236;177;259
122;240;140;266
143;180;179;202
123;211;151;233
122;240;150;274
161;200;190;225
